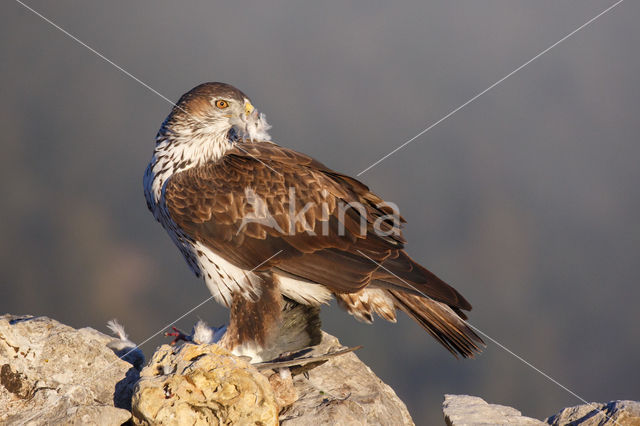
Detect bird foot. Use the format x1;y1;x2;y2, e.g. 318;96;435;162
165;326;191;345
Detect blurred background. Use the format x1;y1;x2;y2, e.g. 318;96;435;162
2;1;639;423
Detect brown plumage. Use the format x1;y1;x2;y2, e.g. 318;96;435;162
164;141;483;357
145;82;484;360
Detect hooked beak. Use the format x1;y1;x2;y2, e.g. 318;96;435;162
229;99;271;143
244;100;255;117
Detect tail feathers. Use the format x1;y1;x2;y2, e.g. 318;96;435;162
376;251;472;311
389;290;484;358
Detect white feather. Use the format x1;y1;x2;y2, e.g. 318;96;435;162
106;319;145;370
193;241;263;307
107;319;129;341
276;274;332;306
191;320;227;344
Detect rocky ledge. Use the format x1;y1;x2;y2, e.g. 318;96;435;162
443;394;640;426
2;314;638;425
0;314;412;425
0;315;136;425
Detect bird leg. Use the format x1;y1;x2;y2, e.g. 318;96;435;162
165;326;191;345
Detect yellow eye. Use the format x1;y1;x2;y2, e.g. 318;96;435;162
215;99;229;109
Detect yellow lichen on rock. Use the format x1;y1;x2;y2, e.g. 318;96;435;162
132;343;278;425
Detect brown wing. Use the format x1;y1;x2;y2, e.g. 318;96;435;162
165;141;470;309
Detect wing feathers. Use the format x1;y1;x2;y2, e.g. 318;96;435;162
165;142;402;293
165;141;474;311
377;251;472;310
164;140;482;357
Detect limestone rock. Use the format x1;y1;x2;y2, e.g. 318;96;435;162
443;394;545;426
5;313;640;426
0;314;136;425
267;368;298;410
131;342;279;425
279;332;414;426
546;400;640;425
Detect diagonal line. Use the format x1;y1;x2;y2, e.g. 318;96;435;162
356;249;623;426
14;0;284;177
116;250;283;362
14;1;625;420
119;295;215;358
233;143;283;176
467;326;591;410
357;0;626;176
14;0;177;109
15;0;291;378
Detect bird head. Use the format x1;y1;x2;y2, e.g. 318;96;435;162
159;82;271;145
145;83;272;207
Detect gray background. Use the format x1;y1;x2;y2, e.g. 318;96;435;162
2;1;639;423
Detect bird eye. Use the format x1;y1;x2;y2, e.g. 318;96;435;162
215;99;229;109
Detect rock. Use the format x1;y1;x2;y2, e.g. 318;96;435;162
131;331;412;425
443;394;545;426
106;319;146;371
443;395;640;426
546;400;640;425
278;332;414;426
267;368;299;410
131;342;279;425
0;314;137;425
4;313;640;425
0;314;412;425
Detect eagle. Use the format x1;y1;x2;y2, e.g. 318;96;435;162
144;82;483;361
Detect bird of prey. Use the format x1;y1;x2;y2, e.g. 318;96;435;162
144;82;483;361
